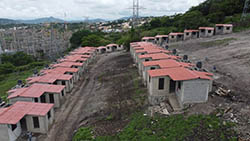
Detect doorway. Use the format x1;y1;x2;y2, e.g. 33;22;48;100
20;118;27;131
169;79;176;93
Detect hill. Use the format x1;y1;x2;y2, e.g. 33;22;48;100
0;18;19;25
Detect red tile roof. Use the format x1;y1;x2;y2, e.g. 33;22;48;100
148;67;213;81
52;62;84;68
106;44;118;47
27;73;72;84
139;53;180;60
0;101;53;124
41;67;79;75
199;27;215;30
8;83;65;99
135;49;170;54
58;55;88;63
155;35;169;38
143;59;194;68
215;24;233;27
142;37;155;40
169;33;184;36
184;30;199;33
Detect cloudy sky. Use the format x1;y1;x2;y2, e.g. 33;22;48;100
0;0;206;20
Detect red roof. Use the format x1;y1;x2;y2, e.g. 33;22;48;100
139;53;180;60
155;35;169;38
199;27;214;30
41;67;79;75
169;33;184;36
8;83;65;99
142;37;155;40
52;62;84;68
184;30;199;33
27;73;72;84
135;49;170;54
97;46;107;49
0;101;53;124
148;67;213;81
143;59;194;68
58;55;88;63
106;44;118;47
215;24;233;27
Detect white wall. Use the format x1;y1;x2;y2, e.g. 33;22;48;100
180;79;210;104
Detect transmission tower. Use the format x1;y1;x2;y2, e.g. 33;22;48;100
131;0;145;28
241;0;250;21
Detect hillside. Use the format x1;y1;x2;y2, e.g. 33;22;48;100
168;29;250;138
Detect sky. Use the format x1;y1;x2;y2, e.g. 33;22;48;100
0;0;206;20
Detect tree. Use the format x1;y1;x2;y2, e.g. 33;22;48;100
81;34;110;47
70;30;91;48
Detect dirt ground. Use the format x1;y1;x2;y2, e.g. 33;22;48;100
34;51;147;141
169;30;250;139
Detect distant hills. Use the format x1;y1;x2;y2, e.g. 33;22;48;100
0;17;107;25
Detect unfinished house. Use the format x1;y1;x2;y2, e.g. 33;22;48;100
52;62;85;75
215;24;233;35
0;102;54;141
168;33;184;43
106;44;119;52
27;73;73;93
134;48;171;65
41;67;80;83
137;53;181;76
155;35;169;46
117;45;124;50
59;55;89;66
97;46;107;54
131;44;157;61
184;30;199;40
147;67;213;108
8;83;66;108
142;37;156;43
70;47;97;59
199;27;215;38
142;59;194;86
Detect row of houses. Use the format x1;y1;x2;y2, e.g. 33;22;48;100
0;47;98;141
130;42;213;111
96;44;124;54
142;24;233;46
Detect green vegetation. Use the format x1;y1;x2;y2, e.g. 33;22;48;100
200;37;237;47
0;52;48;101
73;113;237;141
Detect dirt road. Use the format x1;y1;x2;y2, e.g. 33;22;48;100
37;51;130;141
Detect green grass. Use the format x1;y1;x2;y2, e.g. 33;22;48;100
73;113;237;141
200;38;237;47
0;66;44;101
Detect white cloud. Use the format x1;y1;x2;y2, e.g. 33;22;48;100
0;0;206;20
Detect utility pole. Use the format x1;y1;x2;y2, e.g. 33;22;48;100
241;0;250;21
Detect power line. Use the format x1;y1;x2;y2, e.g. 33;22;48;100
129;0;145;28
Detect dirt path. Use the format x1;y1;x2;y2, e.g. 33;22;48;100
37;51;126;141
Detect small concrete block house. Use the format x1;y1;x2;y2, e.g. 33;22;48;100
97;46;107;54
0;102;54;141
155;35;169;46
59;55;89;65
134;48;171;65
117;45;124;51
8;83;66;108
52;62;85;75
106;44;119;52
184;30;199;40
142;37;156;43
168;33;184;43
142;59;194;86
137;53;181;76
27;73;73;93
147;67;213;106
41;67;80;83
199;27;214;38
215;24;233;35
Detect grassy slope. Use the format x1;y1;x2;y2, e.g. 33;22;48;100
0;66;44;101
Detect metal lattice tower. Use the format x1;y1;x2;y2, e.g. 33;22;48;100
131;0;144;28
241;0;250;21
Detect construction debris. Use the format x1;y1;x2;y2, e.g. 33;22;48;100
215;87;231;96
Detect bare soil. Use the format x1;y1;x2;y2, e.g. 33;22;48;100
169;30;250;139
36;51;147;141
